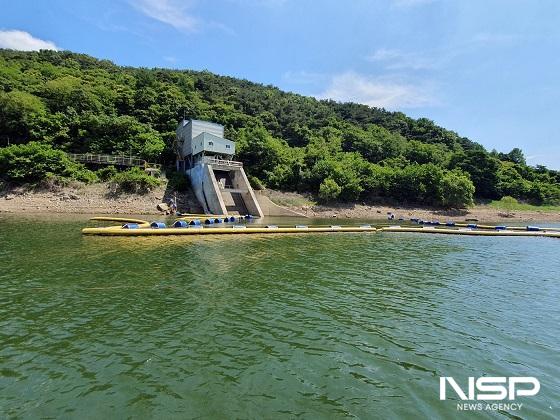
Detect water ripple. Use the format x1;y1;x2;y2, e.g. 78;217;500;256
1;217;559;418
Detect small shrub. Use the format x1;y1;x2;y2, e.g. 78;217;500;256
111;167;160;193
72;167;98;183
39;173;70;191
248;175;265;190
166;170;189;192
318;177;342;202
499;195;518;206
96;165;118;181
499;195;518;215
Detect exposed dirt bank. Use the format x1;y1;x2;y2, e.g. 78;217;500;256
261;190;560;223
0;183;202;215
2;185;559;222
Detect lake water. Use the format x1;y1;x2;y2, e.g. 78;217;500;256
1;215;559;419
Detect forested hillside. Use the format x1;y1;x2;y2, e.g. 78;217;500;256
1;49;559;207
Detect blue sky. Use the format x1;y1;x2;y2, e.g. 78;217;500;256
1;0;559;168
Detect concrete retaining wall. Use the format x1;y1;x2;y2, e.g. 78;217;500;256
231;168;264;218
187;163;263;217
187;164;227;215
255;192;307;217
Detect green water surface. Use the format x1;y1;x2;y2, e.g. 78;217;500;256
1;215;559;419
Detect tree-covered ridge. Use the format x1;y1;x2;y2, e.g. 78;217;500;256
1;49;559;207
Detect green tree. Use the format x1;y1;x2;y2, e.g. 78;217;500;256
342;124;405;163
318;178;342;202
40;75;102;113
0;142;96;183
0;90;46;144
449;150;500;198
235;124;294;185
385;163;445;205
439;171;475;208
76;114;165;160
497;162;531;199
404;140;449;166
0;49;557;206
505;148;526;165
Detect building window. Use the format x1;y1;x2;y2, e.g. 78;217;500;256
208;141;214;146
226;144;231;149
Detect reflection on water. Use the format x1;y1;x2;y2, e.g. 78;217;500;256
0;215;559;418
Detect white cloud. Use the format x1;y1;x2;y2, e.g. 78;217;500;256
0;30;59;51
526;154;547;161
367;32;521;73
317;71;437;110
367;48;436;70
131;0;200;32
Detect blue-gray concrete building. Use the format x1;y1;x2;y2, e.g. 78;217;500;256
175;119;263;217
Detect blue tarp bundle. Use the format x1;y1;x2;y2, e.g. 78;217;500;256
122;223;139;229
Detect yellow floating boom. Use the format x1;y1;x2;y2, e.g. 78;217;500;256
381;226;560;238
453;222;560;232
89;216;150;226
82;224;377;236
82;217;560;238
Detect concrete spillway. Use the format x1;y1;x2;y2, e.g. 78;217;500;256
186;159;263;217
175;119;263;217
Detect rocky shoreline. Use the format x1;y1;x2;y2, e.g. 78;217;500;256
261;190;560;223
292;203;560;223
0;183;202;215
2;184;559;223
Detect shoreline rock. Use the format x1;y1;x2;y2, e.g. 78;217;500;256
1;185;559;222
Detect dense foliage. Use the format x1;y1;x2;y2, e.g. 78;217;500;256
110;166;160;193
0;141;160;192
1;49;559;207
0;141;97;183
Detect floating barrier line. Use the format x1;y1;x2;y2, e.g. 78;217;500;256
82;225;378;236
84;217;560;238
381;226;560;238
452;222;560;232
90;216;151;225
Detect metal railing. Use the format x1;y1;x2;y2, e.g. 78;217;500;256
68;153;162;170
202;156;243;168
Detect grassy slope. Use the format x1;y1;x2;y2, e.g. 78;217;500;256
486;200;560;213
